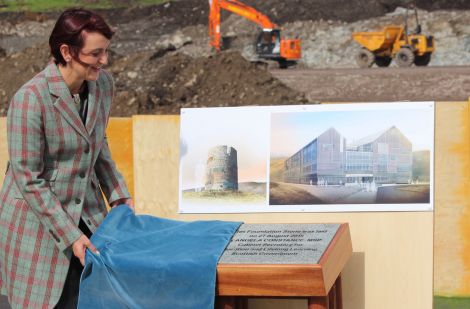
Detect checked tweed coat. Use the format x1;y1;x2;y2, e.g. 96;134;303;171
0;62;130;308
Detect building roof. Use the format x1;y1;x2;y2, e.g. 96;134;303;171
348;126;396;149
291;127;340;158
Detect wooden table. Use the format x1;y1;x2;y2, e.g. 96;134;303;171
215;223;352;309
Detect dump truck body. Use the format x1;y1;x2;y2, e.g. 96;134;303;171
352;26;403;53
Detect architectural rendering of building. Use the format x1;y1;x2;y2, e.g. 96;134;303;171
283;126;413;185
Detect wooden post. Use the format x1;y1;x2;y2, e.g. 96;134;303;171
236;297;248;309
308;296;329;309
335;275;343;309
328;284;336;309
216;296;236;309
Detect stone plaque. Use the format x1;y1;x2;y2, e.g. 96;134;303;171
219;223;340;264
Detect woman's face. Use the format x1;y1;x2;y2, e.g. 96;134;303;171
72;31;110;81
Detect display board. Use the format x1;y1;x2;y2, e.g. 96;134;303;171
179;102;435;213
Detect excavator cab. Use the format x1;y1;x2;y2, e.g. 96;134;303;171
256;29;301;68
256;30;281;57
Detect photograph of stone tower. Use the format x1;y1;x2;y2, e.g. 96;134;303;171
205;145;239;191
179;107;268;212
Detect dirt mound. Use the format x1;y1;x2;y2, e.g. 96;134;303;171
110;50;306;116
0;45;305;117
0;43;50;115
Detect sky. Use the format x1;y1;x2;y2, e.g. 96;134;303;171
180;107;270;190
270;104;434;158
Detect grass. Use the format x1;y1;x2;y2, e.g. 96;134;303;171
182;190;266;204
0;0;169;12
434;296;470;309
269;182;323;205
269;157;286;182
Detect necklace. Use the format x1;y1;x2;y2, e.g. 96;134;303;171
72;82;87;106
72;93;81;106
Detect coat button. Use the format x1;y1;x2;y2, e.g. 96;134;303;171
75;198;81;204
87;219;92;225
84;148;90;154
49;230;60;243
79;172;86;178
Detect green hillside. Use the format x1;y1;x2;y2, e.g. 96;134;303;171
0;0;168;12
269;157;286;182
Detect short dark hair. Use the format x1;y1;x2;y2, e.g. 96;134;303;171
49;8;115;65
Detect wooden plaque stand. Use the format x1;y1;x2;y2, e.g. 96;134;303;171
215;223;352;309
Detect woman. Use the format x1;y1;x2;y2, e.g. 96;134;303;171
0;8;133;308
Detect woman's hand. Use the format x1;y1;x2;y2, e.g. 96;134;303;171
72;234;98;266
110;198;134;212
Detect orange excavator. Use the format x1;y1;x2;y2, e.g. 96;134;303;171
208;0;301;68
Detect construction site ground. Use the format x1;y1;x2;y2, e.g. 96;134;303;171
0;0;469;117
271;66;470;103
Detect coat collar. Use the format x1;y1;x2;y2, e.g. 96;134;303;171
44;62;101;142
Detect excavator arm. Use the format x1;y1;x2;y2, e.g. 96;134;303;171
208;0;301;66
209;0;277;50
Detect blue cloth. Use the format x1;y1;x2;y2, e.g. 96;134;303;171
78;205;241;309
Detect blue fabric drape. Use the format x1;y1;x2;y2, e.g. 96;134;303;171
78;205;241;309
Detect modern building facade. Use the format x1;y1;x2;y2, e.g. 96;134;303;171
283;126;413;185
205;145;239;190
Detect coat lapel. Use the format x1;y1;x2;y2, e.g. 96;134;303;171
45;63;90;143
85;79;100;135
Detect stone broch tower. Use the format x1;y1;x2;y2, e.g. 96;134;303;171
205;145;238;191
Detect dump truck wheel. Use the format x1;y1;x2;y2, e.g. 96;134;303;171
375;56;392;67
395;48;415;67
356;49;374;68
414;53;431;66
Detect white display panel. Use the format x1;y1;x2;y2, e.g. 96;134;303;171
179;102;434;213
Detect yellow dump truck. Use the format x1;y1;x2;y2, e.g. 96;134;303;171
352;7;435;68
